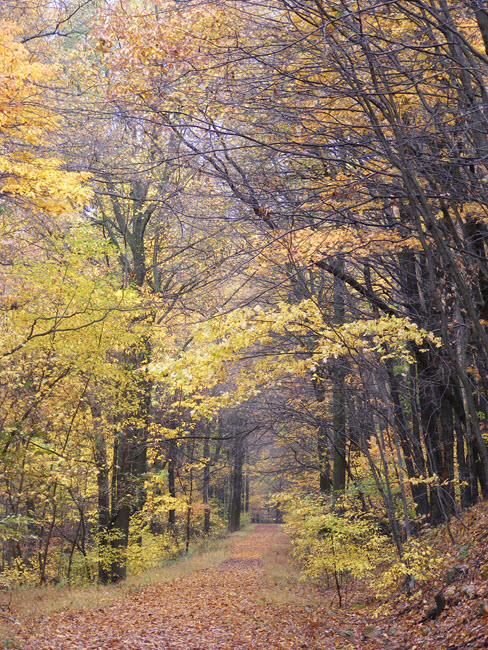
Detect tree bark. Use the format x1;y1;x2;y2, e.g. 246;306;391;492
229;434;244;532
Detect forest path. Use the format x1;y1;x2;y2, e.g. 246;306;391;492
20;525;373;649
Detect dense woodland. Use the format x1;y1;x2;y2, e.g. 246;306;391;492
1;0;488;599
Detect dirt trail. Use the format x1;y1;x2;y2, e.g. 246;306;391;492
18;525;372;649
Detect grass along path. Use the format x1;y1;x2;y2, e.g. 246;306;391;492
12;525;376;649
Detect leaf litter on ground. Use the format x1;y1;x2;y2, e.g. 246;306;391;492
9;513;488;649
15;525;373;649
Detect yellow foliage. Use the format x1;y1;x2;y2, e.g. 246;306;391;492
0;225;141;359
150;298;440;425
377;537;443;595
282;491;443;601
126;511;179;575
282;492;393;587
0;21;92;214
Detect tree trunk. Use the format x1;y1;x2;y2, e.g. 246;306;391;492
203;436;211;535
168;439;177;527
229;434;243;532
332;271;346;500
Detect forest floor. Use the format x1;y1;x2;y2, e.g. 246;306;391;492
3;519;488;649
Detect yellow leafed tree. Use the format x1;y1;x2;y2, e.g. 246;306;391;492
0;20;91;215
